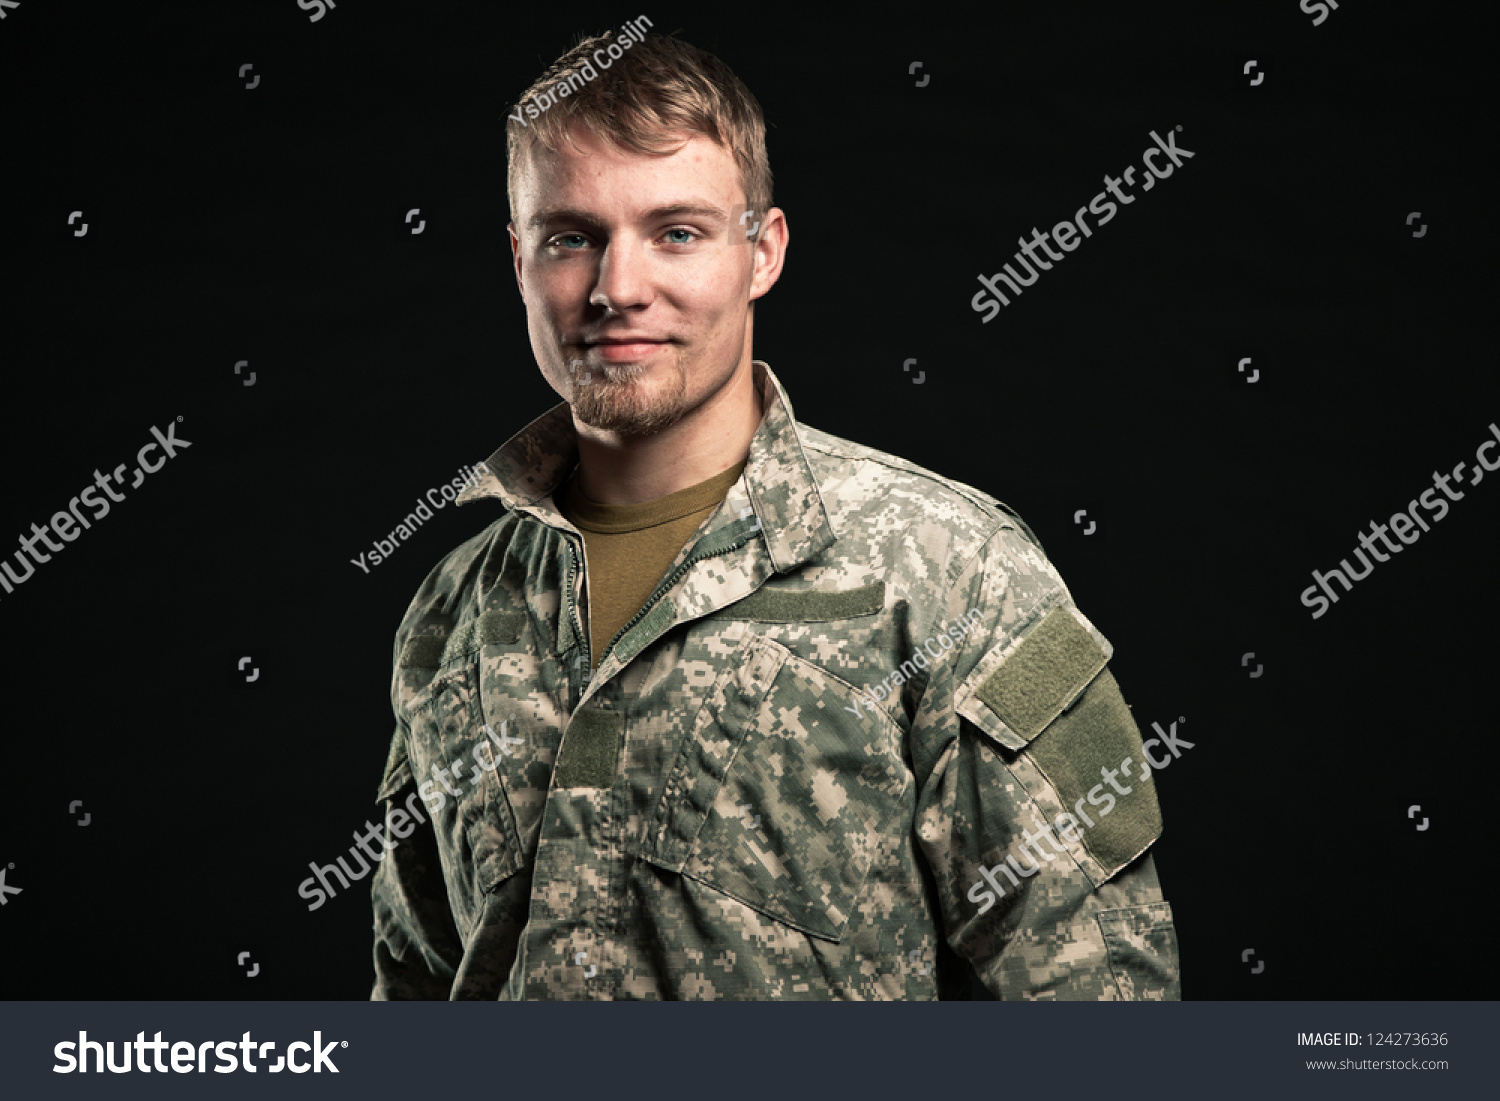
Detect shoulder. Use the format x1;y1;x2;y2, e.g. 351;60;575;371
797;420;1047;585
391;514;516;663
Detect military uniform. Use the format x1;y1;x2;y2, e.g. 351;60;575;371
371;360;1180;1000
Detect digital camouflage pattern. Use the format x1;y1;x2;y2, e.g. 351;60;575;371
371;360;1180;1000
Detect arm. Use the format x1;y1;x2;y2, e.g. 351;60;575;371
911;527;1180;999
369;722;465;1000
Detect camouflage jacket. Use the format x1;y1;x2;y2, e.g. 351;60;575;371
371;360;1180;1000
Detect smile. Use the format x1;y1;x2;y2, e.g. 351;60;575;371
587;341;670;362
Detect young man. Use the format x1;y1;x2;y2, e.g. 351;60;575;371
370;25;1180;1000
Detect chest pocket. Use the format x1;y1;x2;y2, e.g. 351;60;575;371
397;607;548;906
629;633;910;942
401;660;524;906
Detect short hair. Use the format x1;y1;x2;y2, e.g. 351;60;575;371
505;23;773;236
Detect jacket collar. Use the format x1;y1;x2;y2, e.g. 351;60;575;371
456;360;837;572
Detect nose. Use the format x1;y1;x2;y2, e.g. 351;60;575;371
590;234;653;314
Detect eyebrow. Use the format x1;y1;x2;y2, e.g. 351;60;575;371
527;202;730;233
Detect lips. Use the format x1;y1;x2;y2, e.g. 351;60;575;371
584;337;671;362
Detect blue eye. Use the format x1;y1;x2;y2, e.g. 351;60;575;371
664;229;696;245
554;234;588;249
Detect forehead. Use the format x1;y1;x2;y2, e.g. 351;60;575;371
515;125;742;219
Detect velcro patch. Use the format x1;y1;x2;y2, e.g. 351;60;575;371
398;635;447;668
975;604;1108;742
441;609;527;664
706;581;885;623
400;610;527;668
554;707;623;789
1024;667;1162;878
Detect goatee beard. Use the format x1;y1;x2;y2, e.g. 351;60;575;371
569;357;689;437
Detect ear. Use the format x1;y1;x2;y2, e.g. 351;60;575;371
508;222;526;297
747;207;788;303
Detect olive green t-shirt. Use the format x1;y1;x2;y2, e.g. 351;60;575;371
557;459;747;669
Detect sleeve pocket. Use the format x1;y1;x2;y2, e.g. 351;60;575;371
1097;901;1180;1001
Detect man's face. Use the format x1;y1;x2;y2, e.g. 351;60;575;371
509;126;779;437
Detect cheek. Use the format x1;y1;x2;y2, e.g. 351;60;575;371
526;273;578;329
683;258;751;318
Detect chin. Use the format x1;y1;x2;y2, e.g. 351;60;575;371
570;379;684;436
569;354;689;435
575;403;687;437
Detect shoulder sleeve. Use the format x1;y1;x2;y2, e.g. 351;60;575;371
909;524;1180;1000
369;719;465;1000
370;613;465;999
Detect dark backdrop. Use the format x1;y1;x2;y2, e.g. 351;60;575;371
2;0;1495;1000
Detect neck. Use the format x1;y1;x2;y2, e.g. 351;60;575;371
572;358;763;505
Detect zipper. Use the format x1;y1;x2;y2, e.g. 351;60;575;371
562;537;591;709
598;522;757;664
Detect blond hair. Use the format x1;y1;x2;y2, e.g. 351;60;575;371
506;24;773;232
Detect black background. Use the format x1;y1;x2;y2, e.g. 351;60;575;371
1;0;1495;1000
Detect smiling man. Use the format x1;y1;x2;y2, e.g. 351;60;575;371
370;27;1180;1001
